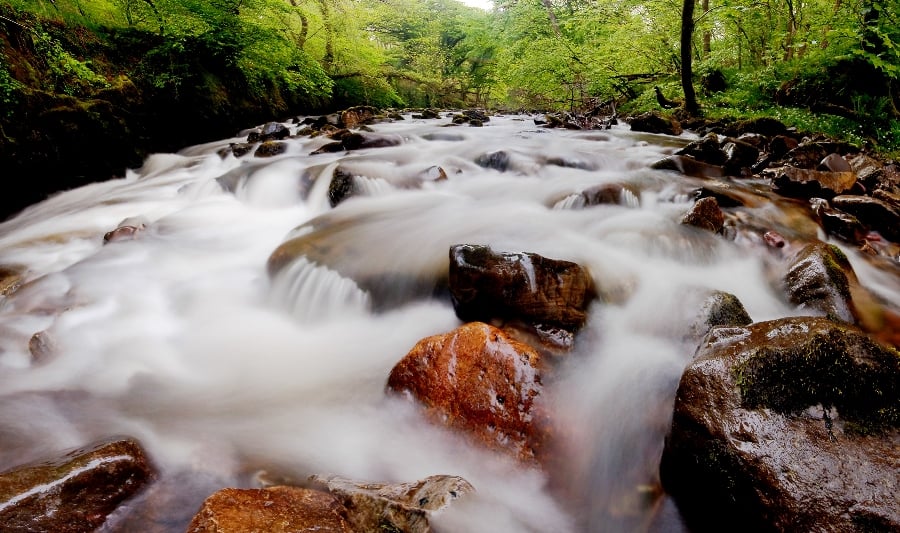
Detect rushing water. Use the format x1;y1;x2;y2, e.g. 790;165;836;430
0;113;896;532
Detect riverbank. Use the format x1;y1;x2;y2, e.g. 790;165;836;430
0;3;330;221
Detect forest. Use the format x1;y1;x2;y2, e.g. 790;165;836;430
0;0;898;214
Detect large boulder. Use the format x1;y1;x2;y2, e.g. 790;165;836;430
0;437;155;532
448;244;596;333
771;166;858;199
186;486;353;532
660;317;900;532
387;322;551;463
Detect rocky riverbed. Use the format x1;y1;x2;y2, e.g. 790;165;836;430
0;107;897;532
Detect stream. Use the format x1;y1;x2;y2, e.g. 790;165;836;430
1;112;897;532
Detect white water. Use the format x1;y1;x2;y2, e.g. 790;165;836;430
0;113;894;532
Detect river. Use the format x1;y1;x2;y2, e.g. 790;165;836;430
0;112;896;532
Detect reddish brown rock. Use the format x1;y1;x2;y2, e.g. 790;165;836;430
448;244;596;332
660;317;900;533
0;437;155;533
771;166;857;199
339;106;379;129
387;322;551;462
186;486;352;533
680;197;725;233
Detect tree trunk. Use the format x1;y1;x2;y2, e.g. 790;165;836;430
540;0;562;38
316;0;334;72
680;0;700;114
702;0;710;57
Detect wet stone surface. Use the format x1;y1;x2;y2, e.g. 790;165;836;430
0;437;155;533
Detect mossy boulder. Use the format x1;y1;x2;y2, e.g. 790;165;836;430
783;242;856;323
661;317;900;532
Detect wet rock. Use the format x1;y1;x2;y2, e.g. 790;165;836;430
103;221;146;244
688;290;752;340
628;111;682;136
312;140;346;154
109;469;232;533
186;486;352;533
312;132;403;154
28;331;55;363
680;197;725;233
693;183;754;208
872;189;900;212
475;150;511;171
763;231;786;249
387;322;551;462
254;141;288;158
675;134;726;166
721;138;759;174
819;153;851;172
340;105;379;129
831;195;900;242
462;109;490;123
223;142;254;158
310;474;474;533
809;197;868;244
411;108;441;119
449;244;596;332
722;117;788;137
660;317;900;532
561;182;640;208
771;166;857;199
786;141;858;169
0;264;25;297
783;241;856;322
328;167;357;208
0;437;155;533
246;122;289;143
767;135;799;159
421;165;448;182
650;155;724;179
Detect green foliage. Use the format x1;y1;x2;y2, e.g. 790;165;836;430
0;61;22;117
30;23;109;96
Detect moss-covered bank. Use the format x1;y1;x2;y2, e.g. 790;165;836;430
0;3;331;221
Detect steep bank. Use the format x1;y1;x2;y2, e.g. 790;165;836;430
0;4;330;221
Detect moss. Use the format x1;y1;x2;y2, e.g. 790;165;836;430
734;329;900;432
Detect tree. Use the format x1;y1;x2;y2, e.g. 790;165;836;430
680;0;699;113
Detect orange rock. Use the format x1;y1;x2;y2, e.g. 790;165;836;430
186;486;352;533
387;322;551;463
